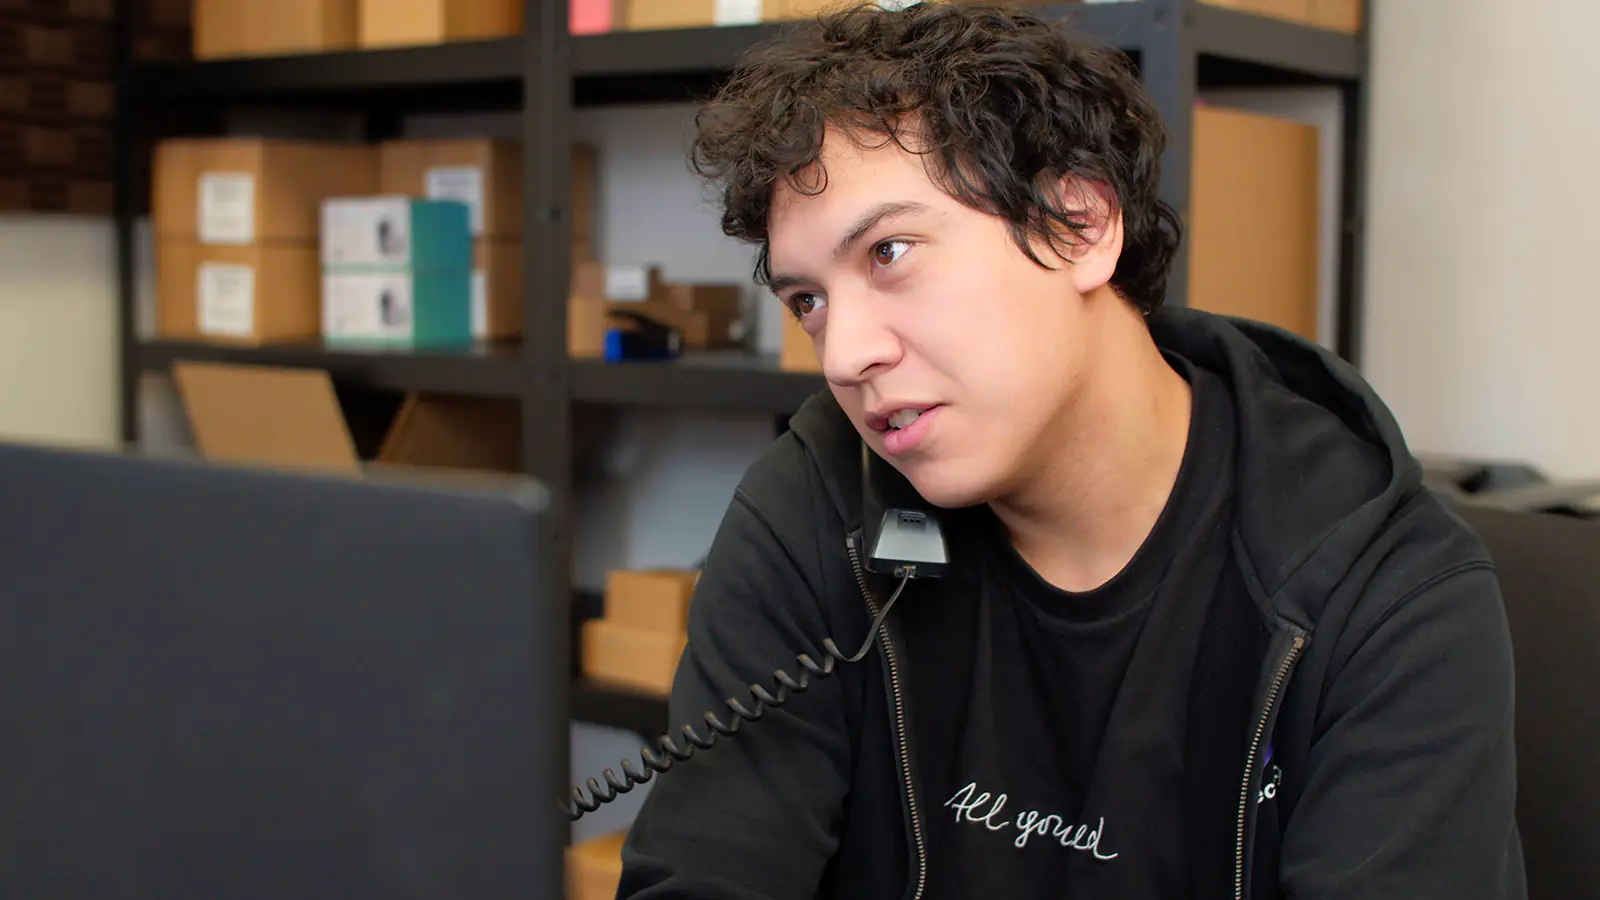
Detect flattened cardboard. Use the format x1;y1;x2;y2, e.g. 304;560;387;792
173;361;521;478
172;360;362;474
377;393;521;474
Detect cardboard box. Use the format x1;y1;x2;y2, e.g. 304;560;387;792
779;313;821;372
474;239;523;341
570;261;745;349
568;295;609;359
322;269;473;348
1308;0;1361;32
172;360;521;476
321;196;473;271
580;618;687;695
376;393;521;474
358;0;521;48
604;569;699;634
377;139;525;238
153;138;378;244
1199;0;1309;20
662;282;743;347
157;240;320;344
571;259;663;304
194;0;358;59
566;832;627;900
1188;105;1319;342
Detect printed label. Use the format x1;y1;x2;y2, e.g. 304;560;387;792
323;272;413;339
197;172;255;245
604;264;650;302
426;165;486;236
322;197;412;267
714;0;761;25
197;262;254;337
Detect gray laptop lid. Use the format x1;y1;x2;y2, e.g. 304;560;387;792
0;441;566;899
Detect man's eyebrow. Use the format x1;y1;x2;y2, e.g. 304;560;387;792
768;200;930;294
833;200;928;261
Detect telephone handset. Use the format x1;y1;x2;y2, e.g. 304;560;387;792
563;441;949;822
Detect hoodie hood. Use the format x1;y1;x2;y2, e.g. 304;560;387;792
786;307;1423;632
1147;307;1422;629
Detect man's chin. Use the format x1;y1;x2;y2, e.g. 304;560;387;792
898;460;994;511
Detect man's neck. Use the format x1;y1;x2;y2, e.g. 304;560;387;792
988;302;1194;594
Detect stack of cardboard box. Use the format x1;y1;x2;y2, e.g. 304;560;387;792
319;195;475;347
153;137;376;344
377;138;552;342
568;261;747;360
580;569;699;696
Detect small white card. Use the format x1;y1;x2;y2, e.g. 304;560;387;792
426;165;486;237
714;0;761;25
321;196;413;267
197;262;255;337
197;172;255;245
604;264;651;302
322;272;414;339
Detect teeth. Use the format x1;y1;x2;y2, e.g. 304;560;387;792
887;408;924;430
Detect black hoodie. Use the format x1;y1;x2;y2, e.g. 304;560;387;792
613;308;1526;900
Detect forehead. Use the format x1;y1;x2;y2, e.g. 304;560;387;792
769;126;948;237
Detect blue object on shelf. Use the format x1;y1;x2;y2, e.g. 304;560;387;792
603;311;684;363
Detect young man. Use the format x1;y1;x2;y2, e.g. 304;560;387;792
609;4;1525;898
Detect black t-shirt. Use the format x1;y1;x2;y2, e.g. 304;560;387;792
927;354;1242;900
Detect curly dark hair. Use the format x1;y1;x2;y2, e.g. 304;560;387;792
689;1;1184;314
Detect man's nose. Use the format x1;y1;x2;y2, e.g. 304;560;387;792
820;291;901;386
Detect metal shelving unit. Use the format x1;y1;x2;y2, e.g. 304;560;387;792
112;0;1370;740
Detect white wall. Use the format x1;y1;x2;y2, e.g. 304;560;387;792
1361;0;1600;480
0;216;120;449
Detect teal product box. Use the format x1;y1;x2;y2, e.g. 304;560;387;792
320;196;472;271
321;270;473;348
319;196;472;346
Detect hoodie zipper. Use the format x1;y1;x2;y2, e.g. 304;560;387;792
846;536;928;900
1234;633;1306;900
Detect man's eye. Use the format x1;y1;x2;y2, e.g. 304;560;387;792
789;293;825;318
871;240;912;267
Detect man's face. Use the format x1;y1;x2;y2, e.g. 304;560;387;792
767;126;1122;508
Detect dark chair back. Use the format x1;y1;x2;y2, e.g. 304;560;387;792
1454;504;1600;898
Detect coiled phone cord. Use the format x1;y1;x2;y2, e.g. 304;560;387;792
564;571;911;822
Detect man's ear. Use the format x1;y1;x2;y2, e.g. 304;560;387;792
1054;176;1124;295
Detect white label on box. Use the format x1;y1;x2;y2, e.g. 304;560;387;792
714;0;761;24
197;172;255;245
196;262;255;337
604;264;650;302
471;268;486;340
426;165;485;237
322;272;413;340
321;196;412;267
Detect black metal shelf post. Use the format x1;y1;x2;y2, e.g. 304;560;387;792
111;0;1369;742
